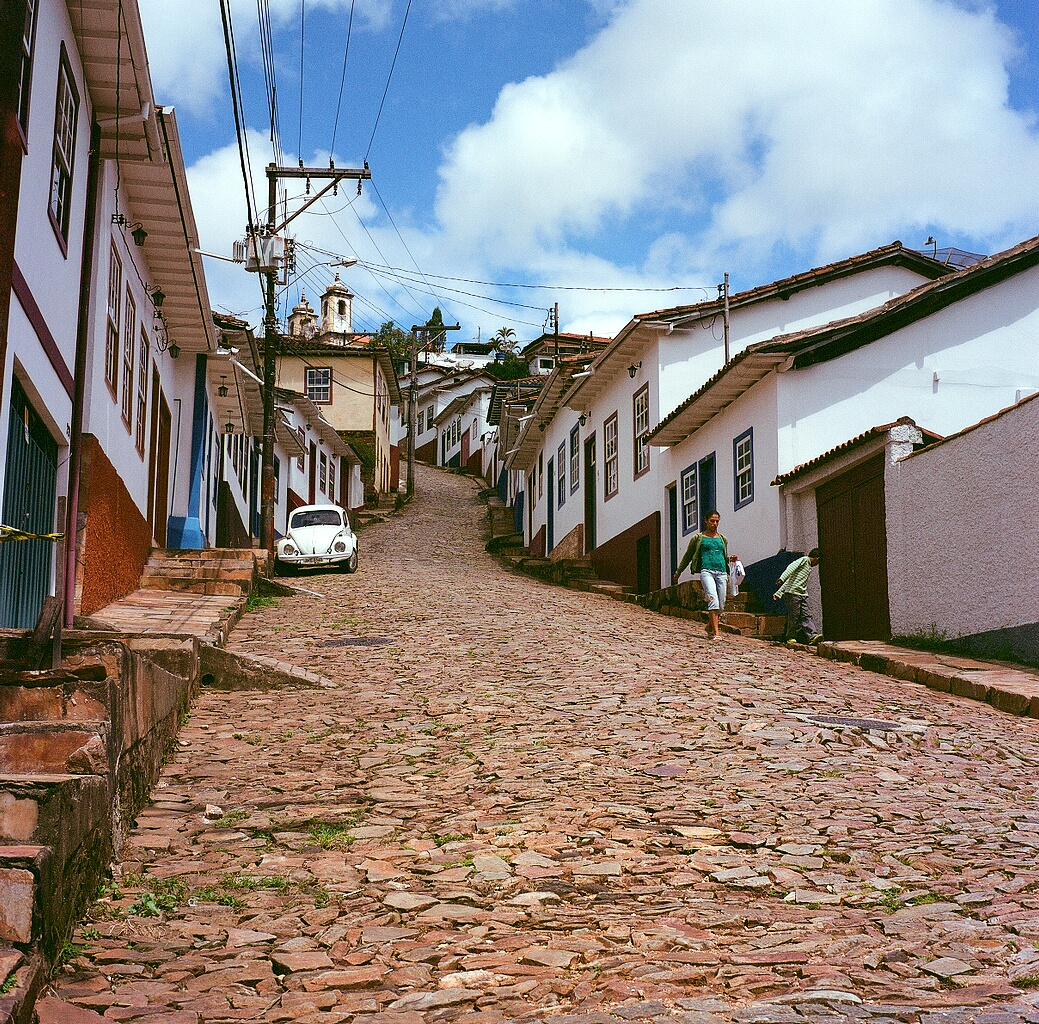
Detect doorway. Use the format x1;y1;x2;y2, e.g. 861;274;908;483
0;378;58;627
583;433;596;552
698;452;716;521
546;457;554;553
666;482;678;580
816;454;890;639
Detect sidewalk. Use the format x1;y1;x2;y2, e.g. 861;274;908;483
817;639;1039;717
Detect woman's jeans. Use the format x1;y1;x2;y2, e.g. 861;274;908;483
700;569;729;612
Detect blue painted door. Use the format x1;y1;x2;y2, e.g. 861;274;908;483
0;378;58;627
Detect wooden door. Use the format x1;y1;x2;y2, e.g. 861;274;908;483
816;454;890;640
153;391;171;547
546;457;554;553
583;434;596;552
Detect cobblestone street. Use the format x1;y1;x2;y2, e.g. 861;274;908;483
53;465;1039;1024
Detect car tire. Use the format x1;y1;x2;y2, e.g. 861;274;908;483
343;549;358;574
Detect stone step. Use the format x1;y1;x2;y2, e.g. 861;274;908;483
0;722;107;776
151;547;256;560
138;577;245;596
0;845;48;952
0;667;109;724
142;563;254;581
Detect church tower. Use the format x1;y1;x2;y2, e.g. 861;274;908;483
287;292;317;338
320;274;353;334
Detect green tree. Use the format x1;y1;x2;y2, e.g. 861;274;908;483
487;352;530;381
427;307;446;352
371;320;411;369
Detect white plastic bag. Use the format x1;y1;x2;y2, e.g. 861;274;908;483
728;559;746;597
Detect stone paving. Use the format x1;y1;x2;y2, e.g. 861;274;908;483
50;466;1039;1024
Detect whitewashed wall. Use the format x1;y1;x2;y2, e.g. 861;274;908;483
886;395;1039;642
657;265;933;419
777;266;1039;472
1;0;90;516
661;374;779;576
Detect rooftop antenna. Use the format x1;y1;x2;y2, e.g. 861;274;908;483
925;236;937;259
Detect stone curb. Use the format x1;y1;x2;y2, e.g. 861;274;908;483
817;640;1039;718
198;644;340;692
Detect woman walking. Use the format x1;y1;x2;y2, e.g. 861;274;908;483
672;510;736;640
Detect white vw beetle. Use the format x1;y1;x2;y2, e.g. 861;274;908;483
276;504;358;574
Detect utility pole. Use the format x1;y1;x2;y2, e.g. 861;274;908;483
721;272;730;365
407;320;460;497
257;161;370;571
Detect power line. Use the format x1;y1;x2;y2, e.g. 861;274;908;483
369;176;453;315
330;0;356;155
364;0;413;163
297;0;305;159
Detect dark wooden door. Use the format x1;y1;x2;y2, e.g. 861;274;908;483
154;393;172;547
666;483;678;579
583;434;596;552
816;454;890;640
309;441;317;504
546;457;554;553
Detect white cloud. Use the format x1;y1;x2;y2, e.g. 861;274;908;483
139;0;392;115
435;0;1039;289
170;0;1039;339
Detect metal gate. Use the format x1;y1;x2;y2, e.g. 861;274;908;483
0;378;58;627
816;453;890;640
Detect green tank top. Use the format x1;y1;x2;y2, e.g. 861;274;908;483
699;535;728;572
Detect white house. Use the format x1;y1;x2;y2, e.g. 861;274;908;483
433;386;492;474
505;357;596;561
412;369;496;465
273;388;362;525
0;0;218;627
536;243;953;593
656;233;1039;629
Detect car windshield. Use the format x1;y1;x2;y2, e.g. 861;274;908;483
291;509;342;529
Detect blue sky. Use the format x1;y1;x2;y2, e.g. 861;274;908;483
140;0;1039;345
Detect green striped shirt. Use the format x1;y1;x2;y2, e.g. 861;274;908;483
775;556;813;597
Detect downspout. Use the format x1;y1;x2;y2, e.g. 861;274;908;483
64;122;102;628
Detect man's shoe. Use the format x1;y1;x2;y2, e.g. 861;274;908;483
809;633;823;644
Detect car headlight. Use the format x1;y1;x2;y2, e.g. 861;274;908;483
333;540;347;553
282;543;297;556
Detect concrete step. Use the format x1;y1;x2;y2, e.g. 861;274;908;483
0;722;107;776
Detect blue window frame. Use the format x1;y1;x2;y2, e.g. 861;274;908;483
733;428;754;509
557;442;566;508
680;464;698;535
569;424;580;494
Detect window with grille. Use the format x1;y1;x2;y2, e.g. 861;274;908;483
135;327;148;453
417;410;424;434
306;367;331;403
319;451;327;493
296;427;305;473
49;49;78;245
121;291;136;425
557;442;566;507
680;465;698;534
633;384;650;478
569;424;580;494
105;246;121;393
328;459;335;504
604;414;619;500
733;428;754;509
